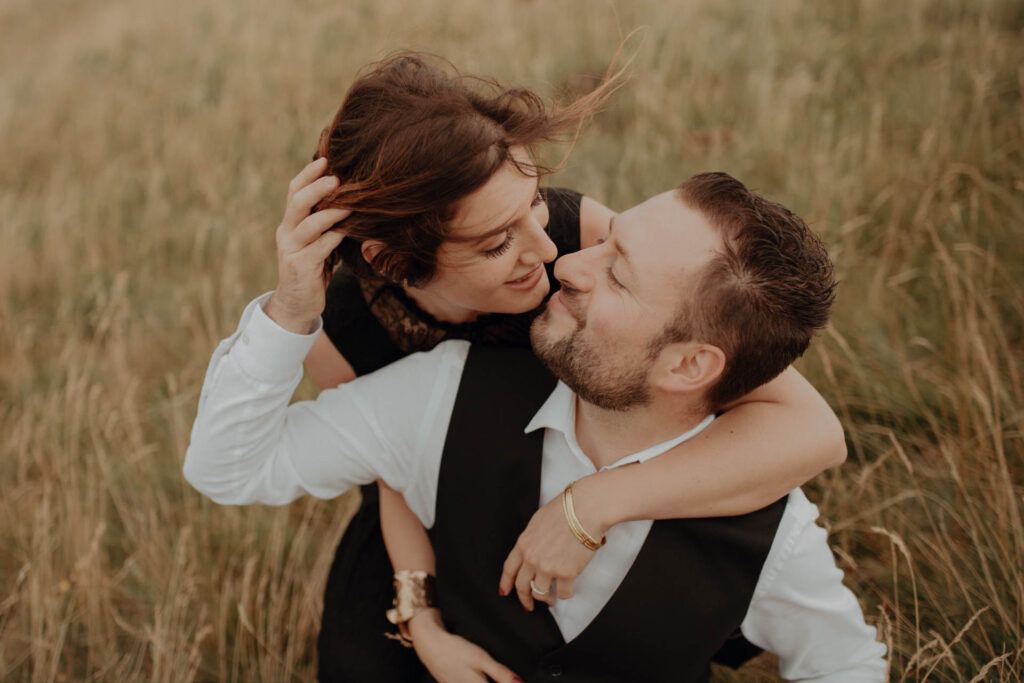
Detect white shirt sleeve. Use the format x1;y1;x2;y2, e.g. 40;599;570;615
182;292;468;524
741;489;888;682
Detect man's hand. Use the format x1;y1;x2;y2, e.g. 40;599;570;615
408;609;522;683
498;482;609;611
264;157;351;334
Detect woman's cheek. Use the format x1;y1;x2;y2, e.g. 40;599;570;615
484;250;514;282
467;257;510;292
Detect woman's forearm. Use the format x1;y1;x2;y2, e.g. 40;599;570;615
379;481;437;574
574;367;846;531
305;331;357;390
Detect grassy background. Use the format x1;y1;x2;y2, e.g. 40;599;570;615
1;0;1022;680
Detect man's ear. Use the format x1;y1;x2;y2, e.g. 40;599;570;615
654;342;726;396
360;240;386;267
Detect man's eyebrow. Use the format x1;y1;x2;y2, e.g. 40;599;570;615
608;214;633;271
455;178;542;245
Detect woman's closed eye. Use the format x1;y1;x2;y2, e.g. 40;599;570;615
484;231;515;258
483;188;545;258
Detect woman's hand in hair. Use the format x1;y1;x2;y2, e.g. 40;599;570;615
408;609;523;683
264;157;350;334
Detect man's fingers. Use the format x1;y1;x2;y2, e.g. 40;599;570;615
282;175;340;229
292;208;352;247
287;157;328;202
499;547;524;596
556;577;575;601
513;568;535;612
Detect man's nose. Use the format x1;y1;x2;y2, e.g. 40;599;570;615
553;248;595;293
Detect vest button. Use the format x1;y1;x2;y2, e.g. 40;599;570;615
545;663;563;677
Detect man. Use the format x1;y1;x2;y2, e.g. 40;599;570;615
185;173;887;681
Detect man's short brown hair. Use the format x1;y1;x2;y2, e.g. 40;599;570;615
663;172;837;411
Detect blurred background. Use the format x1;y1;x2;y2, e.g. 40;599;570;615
1;0;1022;680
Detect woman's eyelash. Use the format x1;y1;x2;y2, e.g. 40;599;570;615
484;232;515;258
483;190;541;258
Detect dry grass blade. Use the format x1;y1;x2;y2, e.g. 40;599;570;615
1;0;1021;680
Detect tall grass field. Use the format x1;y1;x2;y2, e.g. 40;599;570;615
1;0;1021;680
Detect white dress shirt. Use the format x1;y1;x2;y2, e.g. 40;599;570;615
185;294;888;681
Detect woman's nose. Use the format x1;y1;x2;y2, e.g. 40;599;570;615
519;216;558;266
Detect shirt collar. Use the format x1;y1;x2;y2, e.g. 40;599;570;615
524;380;576;435
524;381;716;471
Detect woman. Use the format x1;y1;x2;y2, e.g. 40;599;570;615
292;53;846;682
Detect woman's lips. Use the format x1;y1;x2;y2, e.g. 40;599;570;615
505;264;543;290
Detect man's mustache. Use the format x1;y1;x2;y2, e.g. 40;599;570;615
556;284;585;324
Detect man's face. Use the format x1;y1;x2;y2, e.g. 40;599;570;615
531;191;723;410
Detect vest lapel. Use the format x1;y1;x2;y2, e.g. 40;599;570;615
430;347;563;675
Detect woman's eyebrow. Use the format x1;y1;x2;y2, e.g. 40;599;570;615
469;215;519;243
446;215;516;245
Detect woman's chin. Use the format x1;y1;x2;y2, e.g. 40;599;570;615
518;276;551;311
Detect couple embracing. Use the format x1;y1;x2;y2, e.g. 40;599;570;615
184;53;887;682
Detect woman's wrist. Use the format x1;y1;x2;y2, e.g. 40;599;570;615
406;607;445;640
571;470;626;537
385;569;438;647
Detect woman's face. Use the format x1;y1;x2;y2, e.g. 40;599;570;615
409;151;559;320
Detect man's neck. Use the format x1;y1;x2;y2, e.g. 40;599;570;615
574;396;709;471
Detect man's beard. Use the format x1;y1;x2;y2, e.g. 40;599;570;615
530;309;652;411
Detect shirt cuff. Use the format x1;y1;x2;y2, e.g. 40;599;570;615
232;292;323;385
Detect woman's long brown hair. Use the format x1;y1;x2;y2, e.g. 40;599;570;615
312;50;629;286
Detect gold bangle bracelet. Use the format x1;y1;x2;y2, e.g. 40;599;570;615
563;483;606;552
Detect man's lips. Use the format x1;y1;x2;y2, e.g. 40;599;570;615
548;290;582;322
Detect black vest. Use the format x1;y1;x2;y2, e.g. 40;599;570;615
429;346;788;683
